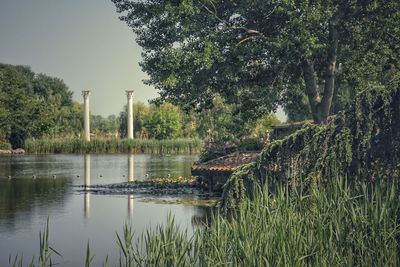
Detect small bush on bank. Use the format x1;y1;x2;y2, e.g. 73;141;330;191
0;142;11;150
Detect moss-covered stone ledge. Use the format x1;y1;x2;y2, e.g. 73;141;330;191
221;86;400;211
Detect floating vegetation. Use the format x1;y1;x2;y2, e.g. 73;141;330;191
140;197;217;207
79;177;218;198
24;138;202;154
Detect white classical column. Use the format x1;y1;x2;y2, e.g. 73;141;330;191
82;90;91;141
128;154;134;182
126;90;134;139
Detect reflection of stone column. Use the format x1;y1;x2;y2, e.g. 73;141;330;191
128;194;134;215
128;154;134;182
84;154;91;188
82;90;91;141
126;90;134;140
84;154;91;218
84;192;91;218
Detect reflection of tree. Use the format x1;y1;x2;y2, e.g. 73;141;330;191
0;178;71;228
191;206;215;228
139;155;197;180
5;155;76;178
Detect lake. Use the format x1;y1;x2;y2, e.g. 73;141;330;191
0;154;209;266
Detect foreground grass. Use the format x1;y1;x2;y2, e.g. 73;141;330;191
10;177;400;266
24;138;202;154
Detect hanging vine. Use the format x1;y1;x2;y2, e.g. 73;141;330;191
221;85;400;210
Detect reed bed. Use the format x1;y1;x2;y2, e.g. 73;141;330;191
124;177;400;266
24;138;202;154
10;176;400;266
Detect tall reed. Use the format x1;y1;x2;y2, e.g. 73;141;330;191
124;177;400;266
24;138;202;154
9;217;62;267
9;177;400;266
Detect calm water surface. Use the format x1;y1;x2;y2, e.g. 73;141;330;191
0;154;207;266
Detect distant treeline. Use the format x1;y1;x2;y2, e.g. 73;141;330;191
0;63;281;151
0;63;81;148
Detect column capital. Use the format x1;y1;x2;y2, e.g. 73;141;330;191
82;90;91;99
126;90;134;100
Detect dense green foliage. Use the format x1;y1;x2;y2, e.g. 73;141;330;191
0;63;82;148
91;114;119;135
117;97;279;144
113;0;399;124
25;138;202;154
119;102;150;139
198;98;281;161
118;102;209;139
145;103;183;139
11;177;400;266
221;84;400;209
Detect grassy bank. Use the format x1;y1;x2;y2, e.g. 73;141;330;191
24;138;202;154
10;177;400;266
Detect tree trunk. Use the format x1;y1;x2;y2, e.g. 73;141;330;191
301;18;338;124
302;59;323;124
320;17;338;123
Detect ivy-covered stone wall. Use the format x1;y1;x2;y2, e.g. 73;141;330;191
221;86;400;210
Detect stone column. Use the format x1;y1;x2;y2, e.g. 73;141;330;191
126;90;134;139
82;90;91;141
128;154;134;182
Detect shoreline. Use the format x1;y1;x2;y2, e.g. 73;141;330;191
23;138;202;154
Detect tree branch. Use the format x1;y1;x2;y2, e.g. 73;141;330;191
200;0;280;43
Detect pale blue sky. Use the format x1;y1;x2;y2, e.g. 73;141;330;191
0;0;286;121
0;0;158;116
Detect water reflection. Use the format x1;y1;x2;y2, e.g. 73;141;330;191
128;194;134;215
128;154;134;182
0;174;70;227
127;154;135;215
83;154;91;218
84;154;91;188
84;192;91;218
191;206;215;227
0;154;208;266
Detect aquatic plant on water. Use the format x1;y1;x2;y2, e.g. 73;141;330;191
85;176;203;196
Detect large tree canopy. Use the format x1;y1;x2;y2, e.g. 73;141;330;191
113;0;399;124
